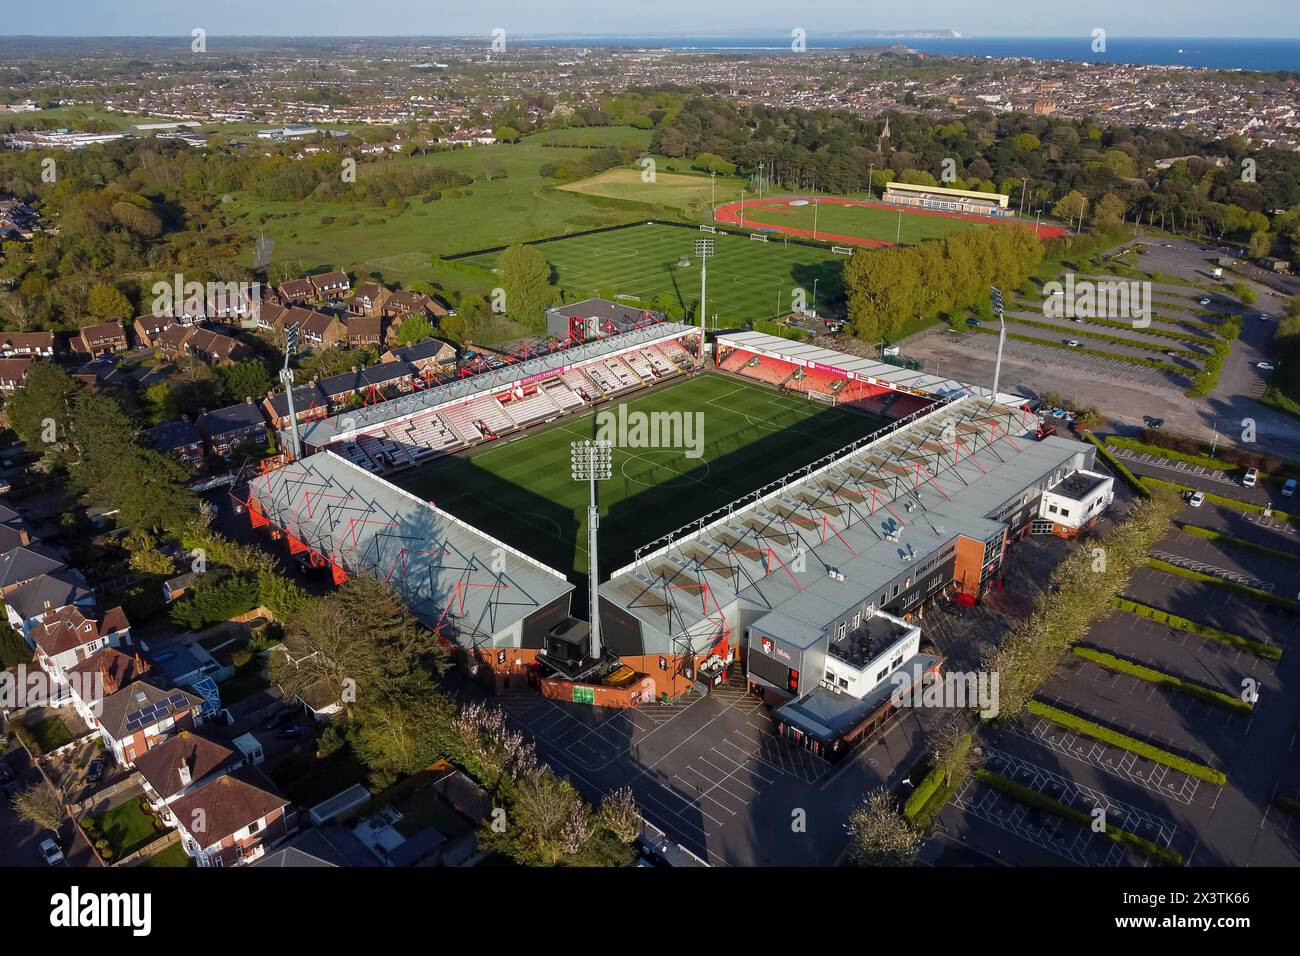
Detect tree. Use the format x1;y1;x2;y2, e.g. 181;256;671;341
10;782;64;833
87;284;133;320
598;786;643;844
216;360;273;403
1052;190;1088;224
846;788;920;866
497;243;558;332
5;362;79;451
928;713;976;787
394;312;434;347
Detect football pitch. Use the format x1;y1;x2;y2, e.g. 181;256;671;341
392;375;886;578
459;223;847;326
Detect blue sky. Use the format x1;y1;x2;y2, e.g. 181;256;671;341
4;1;1297;37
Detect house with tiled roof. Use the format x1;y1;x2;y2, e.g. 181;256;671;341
134;730;242;820
299;309;346;351
169;766;293;867
309;270;350;301
0;331;55;359
77;321;129;357
96;678;203;765
276;278;317;305
345;314;383;349
183;326;247;365
196;400;268;459
348;282;391;317
30;605;132;694
65;647;150;723
0;357;32;391
4;568;93;637
0;544;63;596
146;419;205;468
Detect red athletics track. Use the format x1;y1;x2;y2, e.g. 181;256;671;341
713;195;1070;248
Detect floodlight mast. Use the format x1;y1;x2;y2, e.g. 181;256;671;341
694;237;714;367
282;322;303;460
990;287;1006;400
572;440;613;661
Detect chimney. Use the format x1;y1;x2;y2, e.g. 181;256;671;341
178;761;192;786
43;599;52;611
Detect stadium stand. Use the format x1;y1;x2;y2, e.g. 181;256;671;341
502;388;562;426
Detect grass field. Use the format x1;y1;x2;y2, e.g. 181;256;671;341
557;167;744;208
461;223;847;325
721;196;992;246
392;374;885;578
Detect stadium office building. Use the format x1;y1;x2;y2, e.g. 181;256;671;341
247;318;1111;758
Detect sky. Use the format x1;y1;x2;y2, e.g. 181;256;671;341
4;1;1298;38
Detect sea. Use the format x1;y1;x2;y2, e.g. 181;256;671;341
512;35;1300;72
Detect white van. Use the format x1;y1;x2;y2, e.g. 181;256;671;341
1188;491;1206;507
1242;468;1258;488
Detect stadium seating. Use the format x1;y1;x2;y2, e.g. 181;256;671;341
440;405;483;442
503;388;562;425
788;366;847;398
563;368;601;400
623;350;656;382
543;379;585;409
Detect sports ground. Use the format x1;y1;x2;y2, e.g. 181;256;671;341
459;223;847;326
715;195;1069;247
392;374;886;577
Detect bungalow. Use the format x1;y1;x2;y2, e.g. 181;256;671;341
197;401;268;459
134;730;242;824
169;766;293;867
96;678;203;766
345;315;383;349
78;321;129;357
146;419;205;467
276;278;317;305
0;331;55;359
309;270;350;301
0;357;32;391
348;282;392;317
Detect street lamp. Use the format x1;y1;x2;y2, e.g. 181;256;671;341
571;440;613;662
281;322;303;460
694;236;714;362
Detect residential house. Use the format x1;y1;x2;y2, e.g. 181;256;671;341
309;271;350;302
256;302;289;334
5;569;94;638
146;419;205;468
196;401;268;459
381;338;457;372
0;357;32;391
169;766;293;867
96;678;203;765
133;730;242;824
205;285;261;325
276;278;317;305
261;382;329;430
0;544;65;597
154;323;193;360
0;331;55;359
78;321;129;357
345;315;382;349
162;572;195;603
299;309;346;351
133;315;175;349
348;283;392;317
64;647;150;726
183;327;247;365
29;605;132;699
0;520;31;555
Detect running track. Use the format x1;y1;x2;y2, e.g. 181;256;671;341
714;195;1070;248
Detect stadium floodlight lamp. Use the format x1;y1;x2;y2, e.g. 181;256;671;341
571;439;613;481
694;237;715;259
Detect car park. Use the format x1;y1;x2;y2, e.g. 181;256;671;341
1242;468;1258;488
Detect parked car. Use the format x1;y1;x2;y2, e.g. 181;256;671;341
1284;479;1297;497
1259;313;1271;321
1243;468;1258;488
39;838;64;866
1198;297;1211;306
1143;416;1165;429
276;726;308;740
85;759;105;784
966;317;981;326
1188;491;1206;508
262;709;296;732
1257;362;1276;371
1066;340;1080;348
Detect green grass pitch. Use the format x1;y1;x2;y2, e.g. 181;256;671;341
391;374;887;577
460;223;848;326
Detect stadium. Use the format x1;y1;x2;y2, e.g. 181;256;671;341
239;297;1112;761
